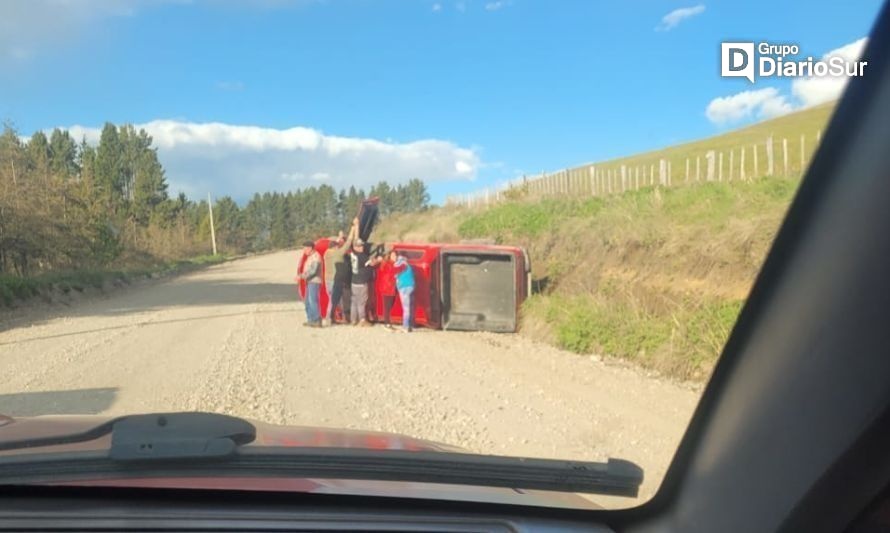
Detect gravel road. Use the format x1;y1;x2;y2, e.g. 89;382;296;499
0;251;699;504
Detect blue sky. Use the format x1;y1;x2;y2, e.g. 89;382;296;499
0;0;883;204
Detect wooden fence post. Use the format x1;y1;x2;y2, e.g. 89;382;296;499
754;144;759;177
719;152;724;181
696;156;701;181
686;158;690;182
766;136;774;176
783;138;789;177
635;166;640;189
668;161;673;186
729;150;734;181
741;147;746;181
706;150;715;181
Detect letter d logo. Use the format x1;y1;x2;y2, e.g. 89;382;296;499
721;42;755;83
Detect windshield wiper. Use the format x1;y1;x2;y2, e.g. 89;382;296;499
0;412;643;497
0;412;256;460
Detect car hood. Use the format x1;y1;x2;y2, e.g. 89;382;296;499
0;413;599;510
0;413;463;456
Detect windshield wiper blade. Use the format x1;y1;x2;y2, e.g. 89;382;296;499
0;412;642;496
0;412;256;460
235;448;645;497
0;449;643;497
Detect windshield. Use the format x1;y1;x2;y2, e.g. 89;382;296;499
0;0;882;510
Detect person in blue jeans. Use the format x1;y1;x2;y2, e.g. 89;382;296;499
392;252;415;332
298;240;323;327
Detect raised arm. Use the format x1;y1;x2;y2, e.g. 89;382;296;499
344;217;358;248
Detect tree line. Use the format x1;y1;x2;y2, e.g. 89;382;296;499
0;122;430;277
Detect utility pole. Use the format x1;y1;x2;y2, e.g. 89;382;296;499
207;193;217;256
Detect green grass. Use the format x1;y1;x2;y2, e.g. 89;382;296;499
459;176;798;243
458;198;605;240
0;254;228;307
526;293;744;379
379;176;800;381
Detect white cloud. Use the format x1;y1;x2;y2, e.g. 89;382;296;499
656;4;705;31
706;37;867;126
432;2;442;12
791;37;868;107
485;1;510;11
455;160;473;174
757;93;795;119
705;87;791;125
64;120;480;200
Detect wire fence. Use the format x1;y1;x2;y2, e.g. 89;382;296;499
445;131;823;208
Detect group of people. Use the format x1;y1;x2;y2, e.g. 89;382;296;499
298;217;415;332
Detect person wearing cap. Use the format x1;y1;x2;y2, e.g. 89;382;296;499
323;218;358;325
298;240;323;327
349;235;374;326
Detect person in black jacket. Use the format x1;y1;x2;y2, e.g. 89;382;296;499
323;218;357;325
349;238;373;326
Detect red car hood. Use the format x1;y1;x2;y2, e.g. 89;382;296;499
0;413;599;510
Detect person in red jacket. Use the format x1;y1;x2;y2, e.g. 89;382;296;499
369;249;398;329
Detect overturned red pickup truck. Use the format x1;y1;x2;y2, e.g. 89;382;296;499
301;239;531;333
299;198;531;332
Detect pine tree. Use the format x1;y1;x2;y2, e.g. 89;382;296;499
95;123;124;212
49;129;79;180
132;139;168;224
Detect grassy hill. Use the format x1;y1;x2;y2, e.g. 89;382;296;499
377;103;837;382
583;102;835;178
